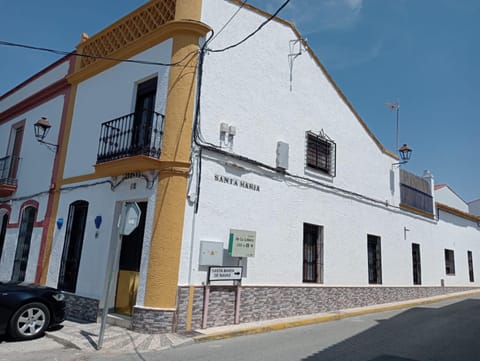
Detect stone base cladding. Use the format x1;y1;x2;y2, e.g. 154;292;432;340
175;285;479;332
131;306;175;333
64;293;99;322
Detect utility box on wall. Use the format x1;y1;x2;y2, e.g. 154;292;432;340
276;141;289;170
199;241;224;266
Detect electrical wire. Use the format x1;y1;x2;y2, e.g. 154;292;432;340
207;0;249;46
207;0;291;53
0;40;198;67
189;0;433;219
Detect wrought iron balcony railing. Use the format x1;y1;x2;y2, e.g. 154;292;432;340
0;155;18;186
97;111;165;164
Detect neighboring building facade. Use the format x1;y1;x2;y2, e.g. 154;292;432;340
1;0;479;332
469;199;480;216
0;55;74;285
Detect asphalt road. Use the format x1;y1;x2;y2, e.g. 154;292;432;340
2;295;480;361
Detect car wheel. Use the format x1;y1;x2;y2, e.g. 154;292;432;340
8;302;50;340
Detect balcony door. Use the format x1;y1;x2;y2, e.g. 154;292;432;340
2;125;23;182
12;206;36;282
132;77;157;155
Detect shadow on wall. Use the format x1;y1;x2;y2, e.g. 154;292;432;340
301;298;480;361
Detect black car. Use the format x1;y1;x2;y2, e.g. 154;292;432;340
0;282;66;340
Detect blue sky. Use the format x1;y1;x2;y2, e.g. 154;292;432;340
1;0;478;202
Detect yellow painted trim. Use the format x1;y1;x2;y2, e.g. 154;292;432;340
94;157;191;178
74;0;175;49
185;286;195;331
61;173;99;185
68;20;210;85
144;0;206;310
227;0;397;160
437;202;480;223
175;0;203;20
62;160;191;185
400;203;436;219
39;83;79;284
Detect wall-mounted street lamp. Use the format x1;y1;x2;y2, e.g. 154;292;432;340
34;117;58;151
393;143;412;166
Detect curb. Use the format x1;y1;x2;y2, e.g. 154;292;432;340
193;289;480;342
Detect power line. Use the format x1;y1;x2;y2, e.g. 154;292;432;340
0;40;198;67
207;0;249;45
208;0;291;53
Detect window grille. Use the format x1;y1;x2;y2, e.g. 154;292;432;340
306;131;336;177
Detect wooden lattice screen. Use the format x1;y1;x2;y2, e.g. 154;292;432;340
77;0;176;70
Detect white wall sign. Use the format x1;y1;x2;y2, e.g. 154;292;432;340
228;229;256;257
208;266;243;281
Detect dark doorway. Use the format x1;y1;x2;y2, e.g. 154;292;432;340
58;200;89;293
115;201;147;316
412;243;421;285
132;77;157;155
368;234;382;284
12;206;36;281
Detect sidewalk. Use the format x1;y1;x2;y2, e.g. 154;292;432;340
45;289;480;353
45;320;195;352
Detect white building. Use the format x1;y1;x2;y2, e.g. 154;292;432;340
468;199;480;217
0;55;73;284
1;0;479;332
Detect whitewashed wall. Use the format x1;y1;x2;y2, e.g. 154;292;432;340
179;154;480;287
0;60;69;112
0;95;64;200
200;0;399;206
64;40;172;179
435;186;469;212
174;1;480;288
0;93;64;281
0;194;48;281
49;177;156;302
55;38;174;302
434;211;480;285
0;58;69;282
468;199;480;216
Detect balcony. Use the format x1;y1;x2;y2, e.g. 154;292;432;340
399;169;434;218
94;111;165;178
0;156;18;197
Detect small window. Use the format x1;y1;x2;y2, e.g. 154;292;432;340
444;249;455;275
306;131;336;177
367;235;382;284
412;243;421;285
468;251;474;282
303;223;324;283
